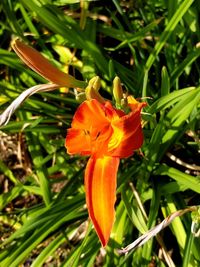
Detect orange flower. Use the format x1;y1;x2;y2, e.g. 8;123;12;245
11;39;146;246
65;96;146;246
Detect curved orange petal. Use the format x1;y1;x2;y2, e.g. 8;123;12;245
66;100;120;156
12;40;86;88
127;95;147;112
108;108;145;158
85;156;119;246
71;99;109;130
65;128;91;155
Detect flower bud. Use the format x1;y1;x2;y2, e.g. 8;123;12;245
113;76;123;108
85;76;105;103
12;39;86;88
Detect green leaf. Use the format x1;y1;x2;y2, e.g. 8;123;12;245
155;165;200;194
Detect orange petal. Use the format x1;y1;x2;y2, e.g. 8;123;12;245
12;40;86;88
85;156;119;246
66;100;119;156
65;128;91;155
108;108;144;157
71;99;110;130
127;95;147;112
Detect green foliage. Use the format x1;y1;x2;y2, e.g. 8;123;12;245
0;0;200;266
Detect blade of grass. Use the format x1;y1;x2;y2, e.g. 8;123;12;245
155;165;200;194
2;211;86;267
170;48;200;86
31;233;67;267
142;0;194;96
183;231;195;267
20;0;108;76
161;196;186;251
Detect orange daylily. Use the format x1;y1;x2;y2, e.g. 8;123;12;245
11;39;146;246
65;95;146;246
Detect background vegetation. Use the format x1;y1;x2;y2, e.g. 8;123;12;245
0;0;200;266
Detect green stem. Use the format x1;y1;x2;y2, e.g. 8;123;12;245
182;231;194;267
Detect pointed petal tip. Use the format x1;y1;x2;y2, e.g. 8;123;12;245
100;236;109;247
85;156;119;248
